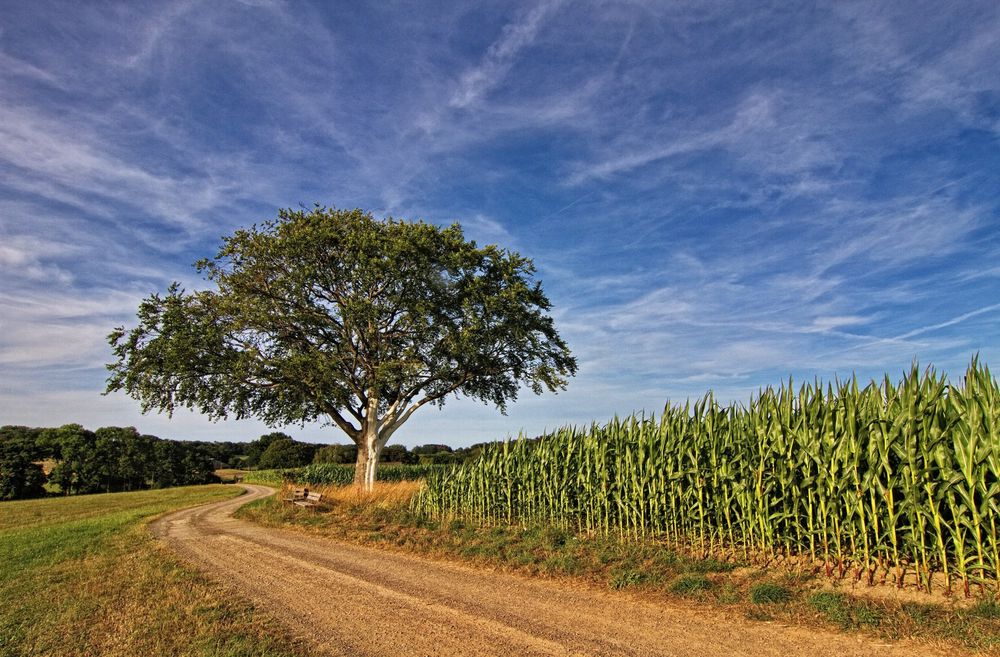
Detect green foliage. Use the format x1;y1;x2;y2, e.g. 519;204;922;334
0;426;46;457
3;424;219;498
414;359;1000;594
47;424;101;494
256;438;315;470
106;206;576;485
418;451;461;465
239;469;288;485
310;440;487;468
685;557;736;573
749;583;792;604
148;439;219;489
381;444;415;464
669;574;711;595
609;568;648;590
0;447;46;501
412;444;453;456
853;603;883;627
312;444;357;465
243;433;292;469
970;597;1000;619
807;592;852;627
0;426;47;499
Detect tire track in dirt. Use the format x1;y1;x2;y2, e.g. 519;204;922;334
150;485;954;657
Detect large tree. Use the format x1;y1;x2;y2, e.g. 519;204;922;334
107;207;576;488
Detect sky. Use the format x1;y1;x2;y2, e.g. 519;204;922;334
1;1;998;447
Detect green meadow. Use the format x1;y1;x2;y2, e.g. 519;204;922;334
0;486;303;657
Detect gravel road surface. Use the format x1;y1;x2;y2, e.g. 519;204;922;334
149;484;954;657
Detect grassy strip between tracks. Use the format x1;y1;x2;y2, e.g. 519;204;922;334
237;482;1000;654
0;486;306;657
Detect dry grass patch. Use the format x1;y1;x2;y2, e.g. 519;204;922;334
214;469;249;483
309;480;422;509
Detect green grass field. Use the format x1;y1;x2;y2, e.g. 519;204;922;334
0;486;304;657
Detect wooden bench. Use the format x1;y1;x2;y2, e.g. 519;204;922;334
294;491;323;508
282;487;307;502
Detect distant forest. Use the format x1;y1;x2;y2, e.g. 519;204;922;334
0;424;490;500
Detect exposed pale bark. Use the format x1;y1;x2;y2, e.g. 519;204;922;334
353;431;387;490
352;429;395;490
352;392;394;490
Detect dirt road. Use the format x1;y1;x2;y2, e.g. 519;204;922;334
150;485;952;657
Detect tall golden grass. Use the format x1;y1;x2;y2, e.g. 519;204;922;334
286;480;422;510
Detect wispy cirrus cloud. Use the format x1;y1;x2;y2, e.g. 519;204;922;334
450;0;564;109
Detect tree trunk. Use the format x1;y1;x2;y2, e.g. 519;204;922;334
352;447;370;488
352;391;401;491
352;425;384;491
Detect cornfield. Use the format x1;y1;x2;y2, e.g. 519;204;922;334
413;360;1000;596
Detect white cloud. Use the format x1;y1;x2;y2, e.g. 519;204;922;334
810;315;870;332
0;51;67;88
0;287;146;368
894;303;1000;341
456;214;514;247
123;0;199;68
450;1;564;109
0;104;231;240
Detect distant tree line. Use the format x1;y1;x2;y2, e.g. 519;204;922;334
0;424;223;500
310;442;488;467
1;423;493;500
239;434;491;469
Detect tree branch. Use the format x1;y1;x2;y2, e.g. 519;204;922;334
383;373;470;438
325;407;360;440
346;402;364;424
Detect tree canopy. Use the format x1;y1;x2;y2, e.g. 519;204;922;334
256;437;315;470
107;207;576;487
0;426;46;500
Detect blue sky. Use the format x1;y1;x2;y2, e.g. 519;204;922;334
1;1;998;447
